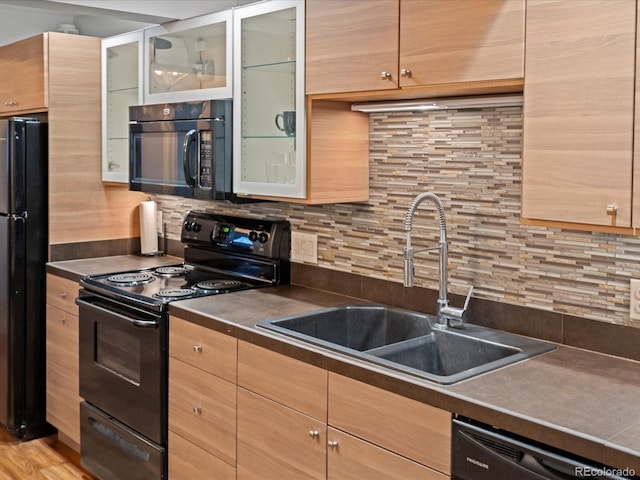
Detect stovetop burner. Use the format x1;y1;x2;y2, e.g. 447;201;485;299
195;279;246;292
106;272;155;287
154;266;187;277
154;288;197;299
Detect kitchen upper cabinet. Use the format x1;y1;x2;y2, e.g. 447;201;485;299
0;35;46;114
306;0;399;94
399;0;524;87
522;0;635;228
143;10;232;104
102;31;143;183
233;0;307;199
306;0;524;96
46;274;81;449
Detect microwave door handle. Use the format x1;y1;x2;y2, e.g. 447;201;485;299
182;129;197;188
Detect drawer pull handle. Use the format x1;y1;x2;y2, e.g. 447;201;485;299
193;407;202;414
606;204;618;216
380;71;391;80
308;430;319;439
328;440;339;448
59;292;67;299
400;68;412;77
59;316;66;325
193;345;203;353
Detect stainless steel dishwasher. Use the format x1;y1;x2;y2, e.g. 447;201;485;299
452;417;638;480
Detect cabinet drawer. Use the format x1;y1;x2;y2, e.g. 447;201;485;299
238;341;327;421
328;373;451;475
169;316;236;382
169;430;235;480
46;274;79;315
169;357;236;465
46;303;80;445
327;427;447;480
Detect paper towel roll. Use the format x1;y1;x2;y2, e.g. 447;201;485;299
140;200;158;255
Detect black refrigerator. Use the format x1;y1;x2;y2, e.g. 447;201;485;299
0;117;49;439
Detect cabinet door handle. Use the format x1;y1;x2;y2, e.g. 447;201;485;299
193;345;203;353
380;71;392;80
59;292;67;299
328;440;339;448
58;316;66;325
193;406;202;414
308;430;319;439
606;204;618;216
400;68;412;77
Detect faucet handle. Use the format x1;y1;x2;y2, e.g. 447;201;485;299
440;285;474;328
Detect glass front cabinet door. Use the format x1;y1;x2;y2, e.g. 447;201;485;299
143;10;232;103
102;31;143;183
233;0;306;199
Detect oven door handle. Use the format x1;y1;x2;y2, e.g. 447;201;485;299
76;297;160;329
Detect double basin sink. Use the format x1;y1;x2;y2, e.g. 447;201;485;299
257;304;556;384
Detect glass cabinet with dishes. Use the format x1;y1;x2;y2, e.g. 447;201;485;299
233;0;306;199
102;31;143;183
143;10;232;104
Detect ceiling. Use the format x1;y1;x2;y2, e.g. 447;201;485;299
0;0;255;45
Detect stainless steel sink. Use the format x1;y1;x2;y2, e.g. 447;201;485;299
257;304;556;384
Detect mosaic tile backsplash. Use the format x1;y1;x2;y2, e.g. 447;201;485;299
155;105;640;327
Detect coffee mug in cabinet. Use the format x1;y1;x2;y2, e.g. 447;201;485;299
275;110;296;137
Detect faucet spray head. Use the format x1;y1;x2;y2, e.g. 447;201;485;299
403;247;414;287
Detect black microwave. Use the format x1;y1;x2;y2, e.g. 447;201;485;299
129;100;238;201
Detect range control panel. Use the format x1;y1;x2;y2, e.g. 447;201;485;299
181;211;290;259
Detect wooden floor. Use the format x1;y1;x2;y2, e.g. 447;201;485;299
0;431;95;480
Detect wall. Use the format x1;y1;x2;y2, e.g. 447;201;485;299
155;105;640;327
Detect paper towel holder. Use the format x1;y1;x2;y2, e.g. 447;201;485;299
139;199;165;257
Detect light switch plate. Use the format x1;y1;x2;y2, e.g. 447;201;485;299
630;279;640;320
291;231;317;264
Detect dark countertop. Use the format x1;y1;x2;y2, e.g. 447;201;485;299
46;258;640;472
46;254;184;282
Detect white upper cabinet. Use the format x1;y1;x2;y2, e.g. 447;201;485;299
143;10;233;104
232;0;306;199
102;31;143;183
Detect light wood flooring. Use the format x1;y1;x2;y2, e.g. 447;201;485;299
0;431;95;480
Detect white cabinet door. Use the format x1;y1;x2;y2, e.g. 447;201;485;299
101;31;143;183
143;10;233;104
233;0;306;199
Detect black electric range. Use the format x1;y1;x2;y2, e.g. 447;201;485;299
76;211;290;480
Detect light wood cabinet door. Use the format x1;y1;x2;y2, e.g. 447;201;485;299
306;0;399;94
522;0;635;227
168;430;235;480
45;303;81;446
327;427;448;480
237;388;326;480
169;315;236;382
399;0;524;87
237;340;327;421
168;357;236;466
45;274;79;316
328;373;451;475
0;35;46;114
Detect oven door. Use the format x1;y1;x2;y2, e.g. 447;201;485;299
77;291;166;445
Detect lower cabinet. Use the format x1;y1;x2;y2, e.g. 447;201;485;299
237;388;327;480
236;340;452;480
45;274;81;449
168;316;237;480
327;427;447;480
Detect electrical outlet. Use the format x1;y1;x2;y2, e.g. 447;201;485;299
291;231;317;264
630;279;640;320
